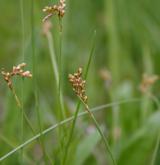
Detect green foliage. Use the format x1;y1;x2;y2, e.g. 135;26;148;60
0;0;160;164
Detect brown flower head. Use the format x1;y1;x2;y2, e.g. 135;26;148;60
139;73;159;93
68;68;88;104
42;0;66;22
1;63;32;89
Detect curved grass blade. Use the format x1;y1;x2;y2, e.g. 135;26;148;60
0;98;140;162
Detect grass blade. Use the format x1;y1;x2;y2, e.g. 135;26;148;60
0;98;140;162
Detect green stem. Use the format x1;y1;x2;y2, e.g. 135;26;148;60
46;31;65;119
151;133;160;165
12;87;35;134
141;44;153;123
62;31;96;165
149;94;160;165
31;1;52;164
46;18;66;164
82;100;117;165
20;0;25;162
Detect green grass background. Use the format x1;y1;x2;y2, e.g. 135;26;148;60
0;0;160;164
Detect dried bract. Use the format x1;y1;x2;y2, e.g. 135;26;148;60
68;68;88;104
1;63;32;89
42;0;66;22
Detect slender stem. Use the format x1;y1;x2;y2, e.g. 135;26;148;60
149;93;160;165
62;31;96;165
62;101;81;165
81;99;117;165
57;19;67;164
151;133;160;165
31;1;51;164
45;17;66;164
58;20;66;119
0;98;140;162
11;87;35;134
141;44;153;123
46;31;65;119
20;0;25;162
46;32;59;87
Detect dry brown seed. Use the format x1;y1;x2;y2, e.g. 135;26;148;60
68;67;88;104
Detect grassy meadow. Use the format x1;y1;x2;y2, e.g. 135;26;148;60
0;0;160;164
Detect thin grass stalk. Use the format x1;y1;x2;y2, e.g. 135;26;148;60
46;31;66;119
62;31;96;165
58;19;66;119
141;44;154;123
0;98;140;162
80;97;116;165
150;94;160;165
12;87;35;134
20;0;25;162
151;133;160;165
105;0;121;146
46;32;67;163
58;18;67;163
31;1;51;164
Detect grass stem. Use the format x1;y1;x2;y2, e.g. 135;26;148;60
31;1;52;164
20;0;25;162
62;31;96;165
81;98;117;165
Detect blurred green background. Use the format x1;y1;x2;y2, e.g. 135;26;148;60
0;0;160;164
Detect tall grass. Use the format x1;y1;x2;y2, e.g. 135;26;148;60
1;0;160;164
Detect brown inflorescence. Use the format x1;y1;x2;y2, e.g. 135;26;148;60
139;73;159;93
68;68;88;104
42;0;66;22
1;63;32;89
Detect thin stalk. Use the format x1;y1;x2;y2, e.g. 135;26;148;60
80;98;117;165
58;18;67;164
58;19;66;120
106;0;121;146
31;1;51;164
20;0;25;162
151;133;160;165
150;94;160;165
46;31;66;119
141;44;153;123
62;31;96;165
0;98;140;162
45;18;66;164
11;87;35;134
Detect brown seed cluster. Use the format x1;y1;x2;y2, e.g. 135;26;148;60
68;68;88;104
42;0;66;22
1;63;32;89
140;73;159;93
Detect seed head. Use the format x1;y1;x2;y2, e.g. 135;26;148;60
68;68;88;104
1;63;32;89
42;0;66;22
139;73;159;93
